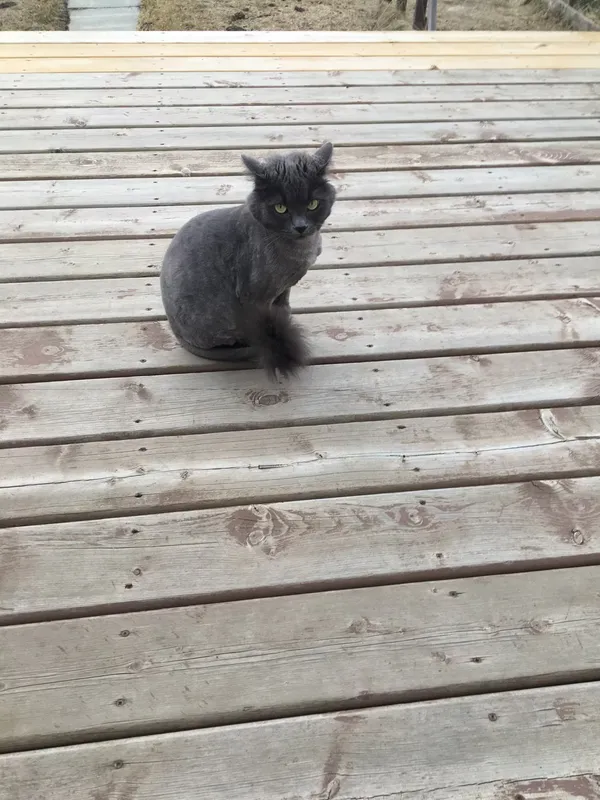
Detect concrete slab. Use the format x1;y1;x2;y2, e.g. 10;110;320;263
68;6;139;29
70;0;138;8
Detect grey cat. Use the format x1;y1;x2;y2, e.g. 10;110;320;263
160;142;336;378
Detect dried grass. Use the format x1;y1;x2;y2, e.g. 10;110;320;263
434;0;567;30
139;0;566;33
571;0;600;25
0;0;67;30
138;0;392;31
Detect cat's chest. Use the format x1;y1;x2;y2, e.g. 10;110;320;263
247;233;320;299
267;235;320;273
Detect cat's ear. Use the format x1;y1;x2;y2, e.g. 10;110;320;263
241;154;267;181
313;141;333;173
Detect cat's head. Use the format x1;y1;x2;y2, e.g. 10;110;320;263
242;142;336;238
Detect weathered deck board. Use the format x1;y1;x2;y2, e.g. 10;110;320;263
2;83;599;108
2;566;599;751
3;118;600;153
3;56;600;73
5;39;600;58
2;68;600;90
1;47;600;796
2;235;598;283
3;257;600;322
2;477;598;622
3;141;600;181
4;101;600;130
3;348;600;446
2;405;600;526
3;195;600;241
1;682;599;800
3;166;600;210
2;300;600;382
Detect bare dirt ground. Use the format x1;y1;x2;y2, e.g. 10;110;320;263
138;0;566;32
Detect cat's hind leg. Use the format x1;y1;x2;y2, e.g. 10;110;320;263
273;288;291;311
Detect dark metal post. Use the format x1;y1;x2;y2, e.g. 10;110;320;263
413;0;427;29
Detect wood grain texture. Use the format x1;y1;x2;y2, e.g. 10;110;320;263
2;141;600;180
2;300;600;383
3;166;600;211
2;193;600;242
8;65;600;85
2;118;600;153
2;68;600;90
1;682;599;800
3;41;600;58
2;83;600;108
3;256;600;321
4;100;600;130
2;56;600;73
2;477;598;622
2;566;600;751
2;405;600;526
3;347;600;445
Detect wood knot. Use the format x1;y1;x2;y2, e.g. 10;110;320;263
384;505;431;529
555;701;578;722
571;527;586;546
347;617;394;636
125;382;151;401
325;326;357;342
245;388;289;407
406;509;424;526
226;504;290;556
527;618;551;634
318;778;340;800
432;650;451;664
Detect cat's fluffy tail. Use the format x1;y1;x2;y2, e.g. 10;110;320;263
237;304;311;379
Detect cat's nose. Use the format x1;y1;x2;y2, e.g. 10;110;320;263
294;224;308;234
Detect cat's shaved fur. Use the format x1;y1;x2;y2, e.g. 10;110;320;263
160;142;336;378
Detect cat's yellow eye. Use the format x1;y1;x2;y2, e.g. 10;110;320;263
274;203;287;214
307;199;319;210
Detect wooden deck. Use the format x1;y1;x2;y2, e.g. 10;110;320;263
1;32;600;800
